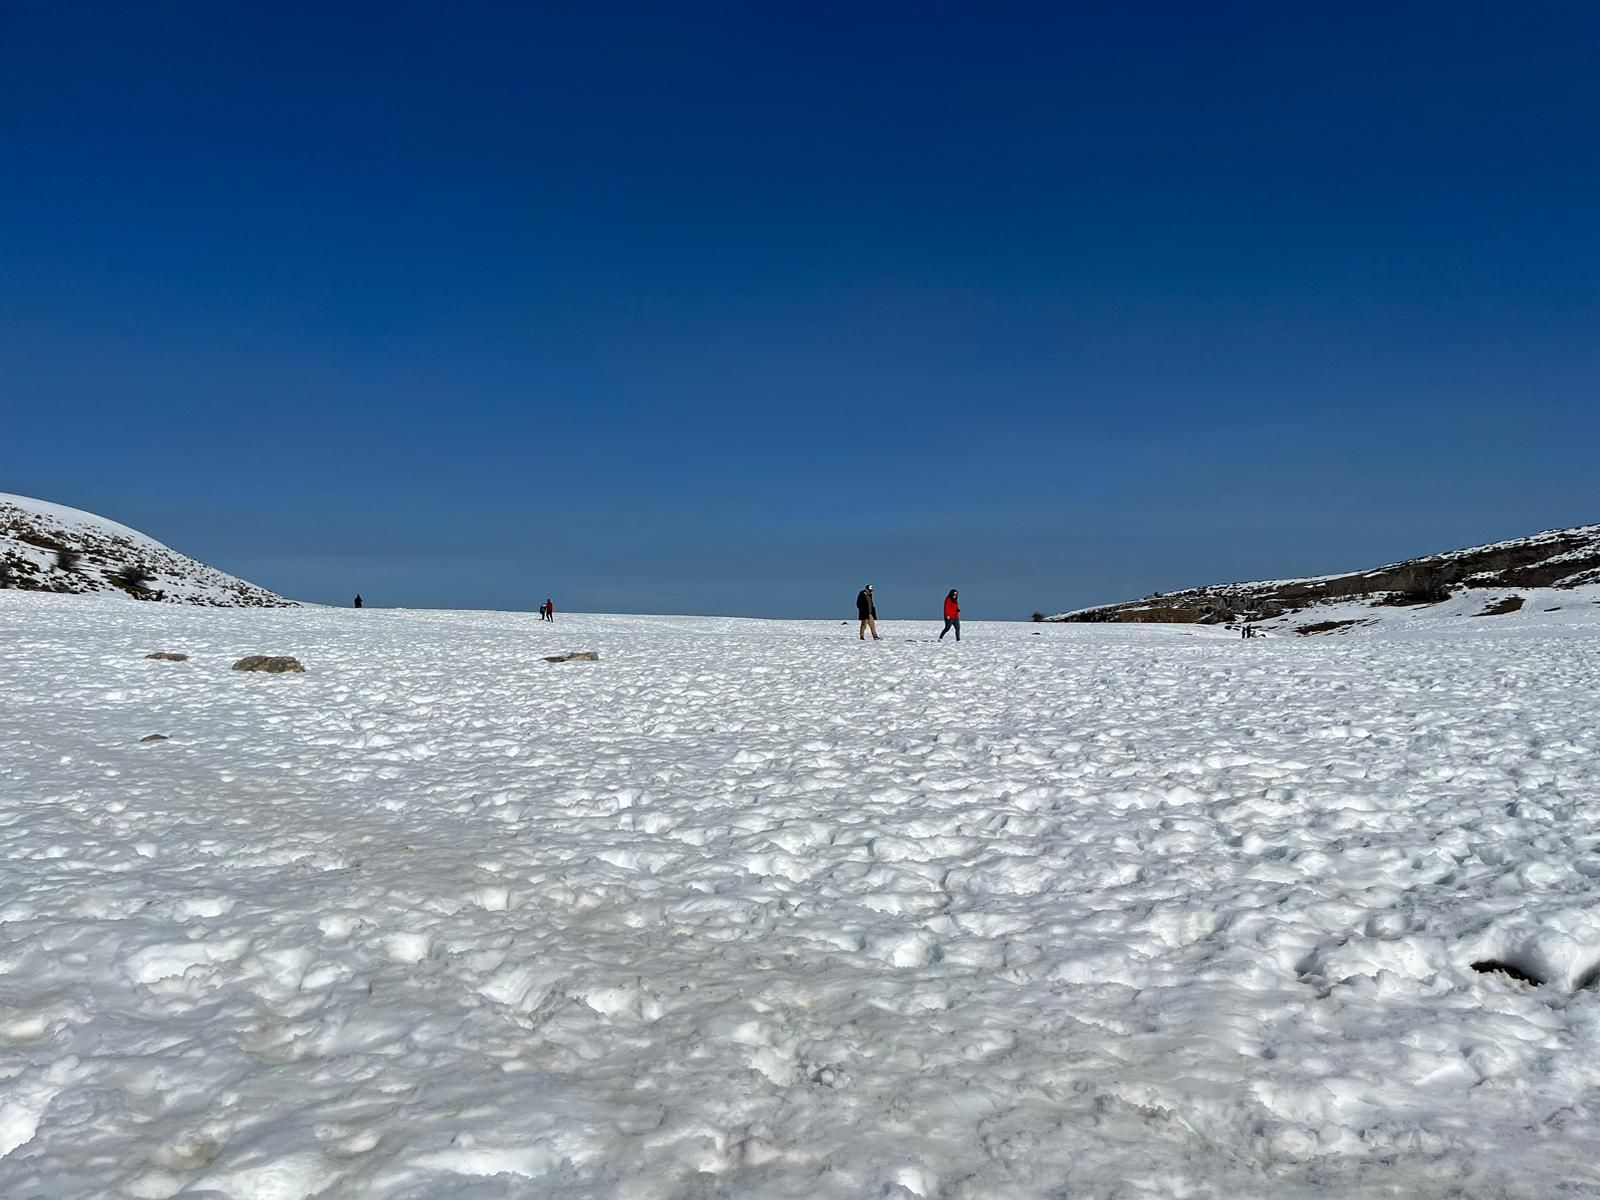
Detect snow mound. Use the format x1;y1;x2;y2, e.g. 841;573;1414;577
0;492;293;607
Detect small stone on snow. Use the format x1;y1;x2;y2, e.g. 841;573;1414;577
231;655;305;673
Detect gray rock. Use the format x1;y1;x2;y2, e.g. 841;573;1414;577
232;655;305;673
544;651;600;663
145;652;189;662
140;734;169;742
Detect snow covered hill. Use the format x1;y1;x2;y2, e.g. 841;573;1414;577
1048;521;1600;635
2;592;1599;1198
0;492;293;607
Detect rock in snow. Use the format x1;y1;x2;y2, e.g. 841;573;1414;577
231;654;305;673
0;491;293;607
2;590;1600;1198
144;651;189;662
544;650;601;663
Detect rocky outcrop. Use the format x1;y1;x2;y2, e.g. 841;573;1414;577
1048;522;1600;626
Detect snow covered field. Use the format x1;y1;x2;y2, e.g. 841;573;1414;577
3;592;1599;1200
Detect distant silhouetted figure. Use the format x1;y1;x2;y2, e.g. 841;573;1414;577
856;585;879;640
544;598;555;622
353;594;363;609
940;589;961;641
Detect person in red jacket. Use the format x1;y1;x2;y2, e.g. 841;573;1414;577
544;598;554;622
940;589;961;641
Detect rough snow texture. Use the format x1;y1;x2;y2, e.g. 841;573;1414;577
1050;521;1600;628
3;592;1600;1199
1251;584;1600;640
0;492;293;607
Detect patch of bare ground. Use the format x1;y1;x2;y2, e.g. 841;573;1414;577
1477;596;1525;617
1296;619;1368;636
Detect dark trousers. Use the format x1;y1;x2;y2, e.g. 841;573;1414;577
940;617;960;641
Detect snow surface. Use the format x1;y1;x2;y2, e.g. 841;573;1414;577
3;591;1600;1199
1253;585;1600;638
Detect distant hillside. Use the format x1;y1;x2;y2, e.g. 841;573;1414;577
1046;523;1600;633
0;493;294;607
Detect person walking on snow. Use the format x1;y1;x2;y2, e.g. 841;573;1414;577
353;594;362;609
544;598;554;622
856;585;880;640
940;589;961;641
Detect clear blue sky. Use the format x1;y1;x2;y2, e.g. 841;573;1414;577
3;3;1596;618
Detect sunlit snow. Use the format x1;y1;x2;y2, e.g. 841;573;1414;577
2;591;1598;1198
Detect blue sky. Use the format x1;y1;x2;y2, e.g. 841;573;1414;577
3;2;1596;618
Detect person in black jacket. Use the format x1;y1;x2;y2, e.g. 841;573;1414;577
856;585;880;640
353;594;363;609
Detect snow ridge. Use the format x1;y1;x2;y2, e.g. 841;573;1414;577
0;492;293;607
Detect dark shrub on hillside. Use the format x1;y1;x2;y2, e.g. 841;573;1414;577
109;565;157;597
